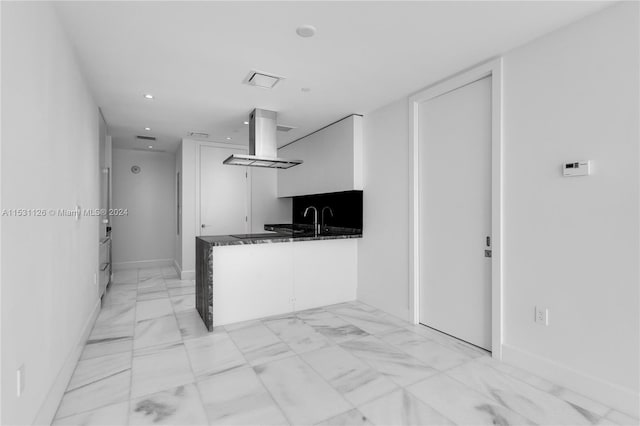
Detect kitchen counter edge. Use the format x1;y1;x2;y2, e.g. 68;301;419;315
196;231;362;247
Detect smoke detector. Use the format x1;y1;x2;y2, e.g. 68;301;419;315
296;25;316;38
243;70;284;89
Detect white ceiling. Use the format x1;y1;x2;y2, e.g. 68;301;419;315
54;1;610;152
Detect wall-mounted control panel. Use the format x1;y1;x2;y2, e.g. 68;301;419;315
563;160;590;177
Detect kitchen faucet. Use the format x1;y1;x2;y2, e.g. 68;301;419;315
303;206;319;236
321;206;334;233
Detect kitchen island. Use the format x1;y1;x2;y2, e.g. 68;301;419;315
195;225;362;330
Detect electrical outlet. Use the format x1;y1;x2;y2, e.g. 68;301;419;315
17;364;25;397
535;306;549;326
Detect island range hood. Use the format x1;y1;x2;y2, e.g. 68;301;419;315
223;109;303;169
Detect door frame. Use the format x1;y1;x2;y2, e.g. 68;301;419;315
195;141;251;237
408;58;504;359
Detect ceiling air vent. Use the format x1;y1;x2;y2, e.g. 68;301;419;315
132;147;166;153
243;70;283;89
187;131;209;139
136;135;156;141
277;125;296;132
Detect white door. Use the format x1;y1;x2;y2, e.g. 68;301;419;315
200;145;249;236
419;76;492;351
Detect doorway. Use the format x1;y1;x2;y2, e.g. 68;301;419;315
199;145;250;236
419;76;492;350
409;59;503;357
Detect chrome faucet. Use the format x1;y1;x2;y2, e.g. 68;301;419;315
303;206;319;236
321;206;334;233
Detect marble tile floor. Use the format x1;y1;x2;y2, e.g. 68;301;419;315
53;267;638;426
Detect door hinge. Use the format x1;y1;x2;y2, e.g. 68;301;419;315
245;216;248;222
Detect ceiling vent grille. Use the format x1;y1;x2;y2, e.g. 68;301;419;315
276;125;296;132
136;135;156;141
243;70;283;89
132;147;166;153
187;131;210;138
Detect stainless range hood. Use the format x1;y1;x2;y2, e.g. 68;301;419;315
223;109;303;169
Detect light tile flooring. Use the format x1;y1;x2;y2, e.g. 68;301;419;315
53;267;638;426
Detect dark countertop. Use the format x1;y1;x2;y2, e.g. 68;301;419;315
196;223;362;247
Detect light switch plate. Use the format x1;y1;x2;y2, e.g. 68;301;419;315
535;306;549;325
17;364;25;397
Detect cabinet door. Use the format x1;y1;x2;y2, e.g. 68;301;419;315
212;243;293;326
278;115;362;197
292;239;357;312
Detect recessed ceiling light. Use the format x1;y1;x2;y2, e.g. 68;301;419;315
243;121;249;125
296;25;316;38
144;127;151;131
148;145;153;149
226;137;232;140
143;94;154;99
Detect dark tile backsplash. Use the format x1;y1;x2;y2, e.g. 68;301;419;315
292;190;363;230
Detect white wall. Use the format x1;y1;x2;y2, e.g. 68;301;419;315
178;140;200;278
358;100;410;321
1;3;101;424
500;2;639;414
112;149;176;268
359;2;638;416
178;140;197;278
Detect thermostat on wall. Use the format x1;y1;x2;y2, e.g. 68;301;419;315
563;160;590;177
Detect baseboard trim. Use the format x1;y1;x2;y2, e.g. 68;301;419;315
113;259;174;270
33;298;101;425
181;270;195;280
501;343;639;417
173;259;182;278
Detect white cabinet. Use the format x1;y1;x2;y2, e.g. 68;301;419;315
292;239;358;311
211;239;358;326
212;243;293;326
277;115;363;197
